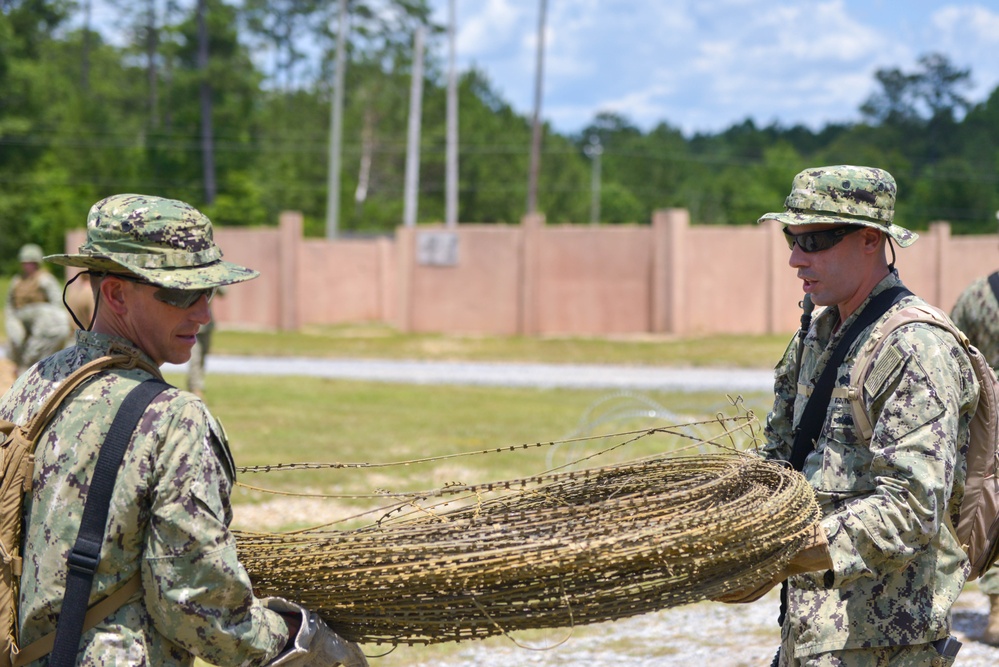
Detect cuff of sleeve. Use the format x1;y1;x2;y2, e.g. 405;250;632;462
822;515;870;587
262;597;311;664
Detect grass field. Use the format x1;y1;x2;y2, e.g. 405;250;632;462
3;273;790;665
213;324;791;368
166;372;775;667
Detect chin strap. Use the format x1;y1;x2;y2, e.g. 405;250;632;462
61;271;100;332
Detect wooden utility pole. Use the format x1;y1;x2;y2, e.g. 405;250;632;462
583;135;603;224
197;0;216;204
326;0;349;239
445;0;458;228
403;25;426;228
525;0;547;215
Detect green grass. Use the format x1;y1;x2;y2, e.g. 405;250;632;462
162;371;773;517
2;269;784;666
214;323;790;368
173;373;774;667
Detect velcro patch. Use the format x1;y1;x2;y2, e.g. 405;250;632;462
864;344;904;398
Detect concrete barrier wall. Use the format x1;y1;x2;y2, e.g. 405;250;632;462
64;212;999;337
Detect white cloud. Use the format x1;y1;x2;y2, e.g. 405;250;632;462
437;0;999;135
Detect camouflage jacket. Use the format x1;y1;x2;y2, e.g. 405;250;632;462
763;273;978;656
6;270;62;310
951;274;999;368
0;330;288;666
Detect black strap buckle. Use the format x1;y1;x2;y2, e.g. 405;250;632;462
67;544;100;575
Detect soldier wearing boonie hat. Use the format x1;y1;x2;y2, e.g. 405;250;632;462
716;166;975;665
5;243;72;373
0;195;368;666
47;193;258;290
757;164;917;248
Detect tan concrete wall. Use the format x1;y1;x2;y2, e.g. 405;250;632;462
64;213;999;338
534;224;654;336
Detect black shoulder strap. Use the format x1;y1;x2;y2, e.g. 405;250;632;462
788;285;911;471
988;272;999;305
48;378;171;667
778;284;912;632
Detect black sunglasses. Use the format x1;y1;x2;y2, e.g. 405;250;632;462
108;273;217;309
782;225;863;253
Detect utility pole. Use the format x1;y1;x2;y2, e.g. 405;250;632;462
196;0;215;204
445;0;458;228
525;0;548;215
325;0;349;239
403;25;426;228
583;135;602;225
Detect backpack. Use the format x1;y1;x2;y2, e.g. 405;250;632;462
0;352;160;667
846;302;999;581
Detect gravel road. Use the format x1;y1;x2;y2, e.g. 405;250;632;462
165;355;776;392
146;355;999;664
371;587;999;667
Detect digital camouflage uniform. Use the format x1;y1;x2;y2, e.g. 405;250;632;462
950;276;999;606
1;195;368;667
5;245;72;373
764;274;977;663
951;275;999;370
758;166;977;666
0;331;288;665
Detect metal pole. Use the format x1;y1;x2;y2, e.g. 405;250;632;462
525;0;547;215
403;25;425;228
583;135;602;225
325;0;349;239
445;0;458;228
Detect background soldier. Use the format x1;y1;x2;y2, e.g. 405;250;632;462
951;269;999;645
4;243;72;373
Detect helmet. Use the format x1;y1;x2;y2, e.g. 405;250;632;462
45;194;259;289
757;165;917;247
17;244;44;264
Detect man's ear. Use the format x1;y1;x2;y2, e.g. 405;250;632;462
99;277;130;315
861;227;886;253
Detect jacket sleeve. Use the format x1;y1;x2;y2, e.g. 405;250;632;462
141;396;289;665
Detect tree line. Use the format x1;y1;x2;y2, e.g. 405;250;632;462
2;0;998;274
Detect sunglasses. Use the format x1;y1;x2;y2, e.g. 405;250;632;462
782;225;863;253
108;273;217;309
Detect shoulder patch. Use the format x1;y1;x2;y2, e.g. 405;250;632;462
865;343;904;398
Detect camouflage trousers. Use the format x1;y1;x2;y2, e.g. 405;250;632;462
779;642;956;667
6;304;71;373
979;566;999;595
187;329;212;394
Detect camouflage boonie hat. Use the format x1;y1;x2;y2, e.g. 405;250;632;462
18;244;44;264
46;194;259;289
757;165;917;247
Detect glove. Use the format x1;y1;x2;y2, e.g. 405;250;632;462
713;523;832;604
265;598;369;667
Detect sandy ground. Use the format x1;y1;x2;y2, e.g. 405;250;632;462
369;586;999;667
0;358;16;396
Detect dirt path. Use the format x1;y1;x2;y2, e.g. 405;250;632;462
369;587;999;666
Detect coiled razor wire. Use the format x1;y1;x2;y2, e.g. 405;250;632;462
233;410;820;647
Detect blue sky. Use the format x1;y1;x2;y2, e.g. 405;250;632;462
429;0;999;136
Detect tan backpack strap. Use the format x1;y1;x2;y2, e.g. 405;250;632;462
22;347;163;444
849;304;967;441
11;573;141;667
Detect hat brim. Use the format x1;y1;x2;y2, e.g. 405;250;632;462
45;253;259;288
757;211;918;248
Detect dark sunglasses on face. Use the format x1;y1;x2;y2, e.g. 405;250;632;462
108;273;217;309
782;225;863;253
